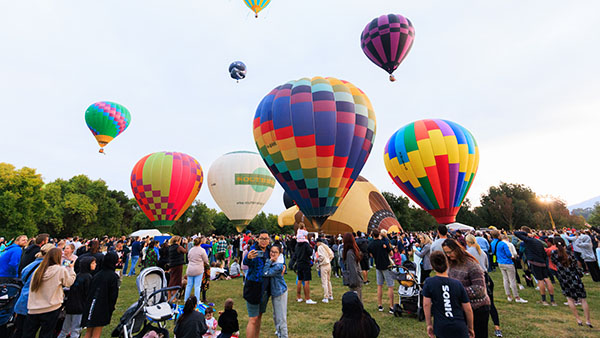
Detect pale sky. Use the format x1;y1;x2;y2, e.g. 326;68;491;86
1;1;599;217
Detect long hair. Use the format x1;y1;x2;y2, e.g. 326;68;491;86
442;238;478;267
465;235;482;255
553;237;571;266
342;233;361;262
30;248;62;292
178;296;198;324
89;240;100;254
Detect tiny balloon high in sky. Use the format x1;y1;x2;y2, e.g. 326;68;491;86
384;119;479;224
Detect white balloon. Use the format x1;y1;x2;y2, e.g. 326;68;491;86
207;151;275;230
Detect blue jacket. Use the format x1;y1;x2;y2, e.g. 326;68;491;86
263;260;287;297
476;237;490;253
243;244;268;283
491;239;513;265
14;258;43;315
0;244;23;278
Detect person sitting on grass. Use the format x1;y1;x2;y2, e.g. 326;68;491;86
423;251;474;338
332;291;380;338
210;262;231;281
217;298;239;338
229;259;241;278
203;307;219;338
174;296;208;338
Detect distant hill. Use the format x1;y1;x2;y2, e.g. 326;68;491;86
569;195;600;211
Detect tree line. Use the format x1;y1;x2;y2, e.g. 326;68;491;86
0;162;592;238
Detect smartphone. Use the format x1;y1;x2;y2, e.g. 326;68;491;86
62;259;72;267
255;251;264;258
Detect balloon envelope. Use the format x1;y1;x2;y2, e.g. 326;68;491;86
131;151;203;226
253;76;376;228
278;176;402;235
229;61;247;81
360;14;415;81
243;0;271;18
207;151;275;231
282;191;295;209
85;101;131;152
383;119;479;224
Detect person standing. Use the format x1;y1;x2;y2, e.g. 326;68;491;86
293;236;316;304
368;229;395;314
574;233;600;282
414;234;433;283
23;248;76;338
127;237;142;276
168;236;188;300
82;252;120;338
316;238;334;303
58;256;96;338
355;232;370;285
342;233;364;301
243;230;270;338
551;238;593;327
431;225;448;252
18;234;49;276
514;227;556;306
0;235;27;279
263;245;288;338
186;237;210;302
216;236;228;264
442;239;490;338
423;251;474;338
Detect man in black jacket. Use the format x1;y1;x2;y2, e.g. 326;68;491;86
18;233;48;277
514;227;556;306
293;238;316;304
368;229;395;314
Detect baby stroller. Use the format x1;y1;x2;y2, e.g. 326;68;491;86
0;278;23;335
392;261;424;321
112;267;180;338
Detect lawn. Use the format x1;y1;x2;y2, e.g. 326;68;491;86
100;267;600;337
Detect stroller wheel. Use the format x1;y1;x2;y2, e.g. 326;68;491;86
418;308;425;322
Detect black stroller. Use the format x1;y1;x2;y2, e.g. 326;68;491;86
391;261;424;321
0;278;23;335
111;267;180;338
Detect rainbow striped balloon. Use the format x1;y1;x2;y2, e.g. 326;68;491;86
131;152;203;227
253;77;376;227
383;119;479;224
360;14;415;81
244;0;271;18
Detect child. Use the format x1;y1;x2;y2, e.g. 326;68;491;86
217;298;239;338
203;307;219;337
391;247;402;266
58;256;96;338
423;251;474;338
229;259;241;278
296;223;308;243
210;262;230;281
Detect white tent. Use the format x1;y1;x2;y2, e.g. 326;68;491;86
129;229;165;238
446;222;474;231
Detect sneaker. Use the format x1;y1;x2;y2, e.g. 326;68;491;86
297;298;303;303
540;301;550;306
328;296;334;300
575;301;582;306
518;284;525;290
364;280;370;285
507;297;513;302
515;298;528;303
535;286;540;291
305;299;317;305
378;306;383;312
322;298;329;303
388;307;394;314
495;329;503;337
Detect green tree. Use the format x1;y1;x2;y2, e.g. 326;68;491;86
456;198;485;227
382;191;412;228
172;202;217;236
0;163;45;238
586;203;600;227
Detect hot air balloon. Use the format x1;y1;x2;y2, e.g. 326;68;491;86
360;14;415;82
253;76;376;228
282;191;295;209
207;151;275;232
244;0;270;18
85;101;131;153
383;119;479;224
278;176;402;235
229;61;247;82
131;151;203;227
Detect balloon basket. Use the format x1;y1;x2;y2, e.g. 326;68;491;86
389;74;396;82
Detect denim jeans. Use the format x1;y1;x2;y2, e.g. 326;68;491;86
184;273;203;302
128;256;140;276
122;254;130;275
272;290;288;338
57;314;82;338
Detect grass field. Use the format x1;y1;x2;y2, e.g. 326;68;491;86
100;267;600;338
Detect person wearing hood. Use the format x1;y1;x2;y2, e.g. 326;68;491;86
58;256;96;338
82;251;120;338
23;247;76;338
574;233;600;282
0;234;27;278
332;291;380;338
12;243;54;338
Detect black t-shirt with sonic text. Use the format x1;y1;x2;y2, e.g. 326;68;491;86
422;276;470;338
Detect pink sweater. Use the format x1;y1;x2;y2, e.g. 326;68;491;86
187;246;210;277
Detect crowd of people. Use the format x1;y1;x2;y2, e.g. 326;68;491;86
0;222;598;338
